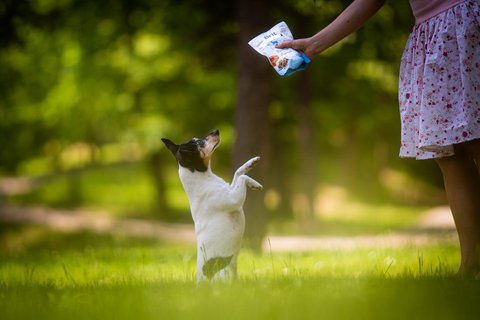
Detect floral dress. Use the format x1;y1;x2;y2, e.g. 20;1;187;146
399;0;480;159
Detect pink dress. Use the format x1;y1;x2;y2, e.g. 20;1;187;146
398;0;480;159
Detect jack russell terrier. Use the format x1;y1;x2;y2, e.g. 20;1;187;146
162;129;262;282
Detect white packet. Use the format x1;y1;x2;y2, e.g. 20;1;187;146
248;21;310;76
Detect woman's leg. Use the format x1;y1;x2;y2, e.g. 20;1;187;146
435;141;480;276
463;139;480;173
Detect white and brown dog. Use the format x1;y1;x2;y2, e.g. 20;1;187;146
162;129;262;282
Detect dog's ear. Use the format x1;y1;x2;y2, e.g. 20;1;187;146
161;138;179;157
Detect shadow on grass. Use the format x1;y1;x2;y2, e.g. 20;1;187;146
0;223;162;254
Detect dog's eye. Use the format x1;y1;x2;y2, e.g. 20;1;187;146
179;143;199;155
187;139;204;148
181;138;205;154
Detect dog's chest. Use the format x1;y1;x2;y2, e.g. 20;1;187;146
184;180;226;211
179;167;240;217
178;167;246;238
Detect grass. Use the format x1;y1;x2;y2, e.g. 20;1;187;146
3;163;475;319
269;202;426;236
10;162;188;217
1;225;478;320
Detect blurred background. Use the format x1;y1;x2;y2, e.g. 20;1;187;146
0;0;449;251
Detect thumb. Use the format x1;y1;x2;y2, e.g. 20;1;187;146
275;40;293;49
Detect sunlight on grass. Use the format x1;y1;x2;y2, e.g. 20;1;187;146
0;224;462;286
316;202;425;235
0;244;460;287
270;185;427;236
11;163;190;216
0;227;476;320
315;185;426;224
17;157;225;218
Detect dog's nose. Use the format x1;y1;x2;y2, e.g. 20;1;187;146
212;129;220;135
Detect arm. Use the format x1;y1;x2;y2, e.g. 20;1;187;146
276;0;386;59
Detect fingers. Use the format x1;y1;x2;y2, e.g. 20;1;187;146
276;39;308;51
275;37;317;60
275;40;293;49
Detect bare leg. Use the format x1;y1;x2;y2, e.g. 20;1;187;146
435;141;480;276
464;139;480;173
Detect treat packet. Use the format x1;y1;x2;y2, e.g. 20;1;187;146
248;21;310;76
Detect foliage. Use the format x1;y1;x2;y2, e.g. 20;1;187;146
0;0;444;219
0;0;236;174
0;3;469;318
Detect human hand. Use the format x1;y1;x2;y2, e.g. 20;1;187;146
275;37;317;60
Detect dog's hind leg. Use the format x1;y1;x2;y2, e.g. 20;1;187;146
214;256;237;281
202;256;233;280
229;255;239;279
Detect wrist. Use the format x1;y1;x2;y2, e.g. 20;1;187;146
308;35;328;56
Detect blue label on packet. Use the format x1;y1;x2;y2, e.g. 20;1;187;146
282;53;310;77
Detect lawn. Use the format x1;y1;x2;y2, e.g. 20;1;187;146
3;164;477;319
1;225;478;320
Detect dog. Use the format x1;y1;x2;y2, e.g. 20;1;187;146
162;129;262;282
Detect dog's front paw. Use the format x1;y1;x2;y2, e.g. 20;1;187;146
247;179;263;191
245;156;261;171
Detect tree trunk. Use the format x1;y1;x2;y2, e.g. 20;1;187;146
341;119;359;190
148;150;168;219
234;0;273;251
295;68;317;230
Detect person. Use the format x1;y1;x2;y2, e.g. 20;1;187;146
277;0;480;276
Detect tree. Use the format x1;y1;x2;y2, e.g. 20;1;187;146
234;0;273;251
294;68;317;229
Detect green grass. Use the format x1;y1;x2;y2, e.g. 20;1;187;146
10;162;189;217
270;203;426;236
3;164;472;319
1;225;478;320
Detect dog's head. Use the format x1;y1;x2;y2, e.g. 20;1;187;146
162;129;220;172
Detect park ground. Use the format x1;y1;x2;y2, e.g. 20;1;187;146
2;202;480;320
